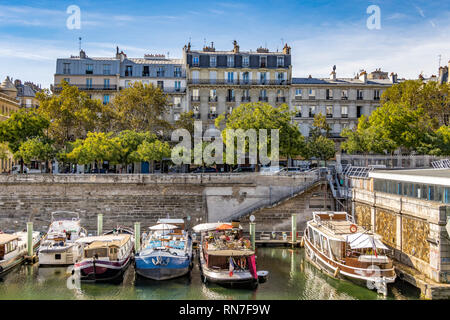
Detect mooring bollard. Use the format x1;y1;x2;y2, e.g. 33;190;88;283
134;222;140;253
97;214;103;236
291;214;297;244
27;222;33;256
249;222;256;251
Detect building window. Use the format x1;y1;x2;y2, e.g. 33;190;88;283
104;79;110;89
227;89;235;102
242;72;249;84
309;106;316;118
63;78;70;83
260;72;267;84
242;89;250;102
209;89;217;102
242;56;249;67
295;89;302;98
326;89;333;100
86;78;92;89
174;67;182;77
309;89;316;99
103;64;111;75
174;97;181;107
260;56;267;68
259;89;267;101
63;63;71;74
143;66;150;77
326;106;333;118
341;106;348;118
175;81;181;91
357;106;363;118
277;56;284;67
209;71;217;84
341;89;348;100
192;89;200;101
157;81;164;90
86;64;93;74
227;72;234;83
103;94;110;105
210;56;216;67
277;72;285;83
227;56;234;67
374;89;381;100
191;71;199;84
125;65;132;77
357;89;363;100
192;56;199;66
157;67;165;77
125;80;131;88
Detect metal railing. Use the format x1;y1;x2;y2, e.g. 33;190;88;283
188;80;290;85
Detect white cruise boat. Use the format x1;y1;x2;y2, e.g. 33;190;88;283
38;211;87;266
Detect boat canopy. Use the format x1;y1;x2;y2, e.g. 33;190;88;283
76;235;128;244
0;233;19;244
157;219;184;224
149;223;177;230
346;233;389;250
193;223;235;232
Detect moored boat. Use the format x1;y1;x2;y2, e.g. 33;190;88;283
74;232;133;282
0;230;41;276
195;222;260;289
135;220;193;280
303;211;396;296
38;211;87;266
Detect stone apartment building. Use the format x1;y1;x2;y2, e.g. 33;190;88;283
53;47;187;123
183;41;292;127
53;42;403;139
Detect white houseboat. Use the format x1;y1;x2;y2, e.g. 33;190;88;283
303;212;396;295
39;211;87;266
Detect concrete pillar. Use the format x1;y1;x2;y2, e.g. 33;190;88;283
371;207;376;233
27;222;33;256
134;222;141;253
249;222;256;251
396;214;402;251
97;213;103;236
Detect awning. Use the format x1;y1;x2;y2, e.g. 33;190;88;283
346;233;389;250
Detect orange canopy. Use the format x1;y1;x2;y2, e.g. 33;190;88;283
216;224;233;230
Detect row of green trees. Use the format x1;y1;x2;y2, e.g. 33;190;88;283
341;80;450;156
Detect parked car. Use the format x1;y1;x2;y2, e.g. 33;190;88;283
11;165;41;174
259;166;284;175
192;167;217;173
89;168;106;174
232;166;255;173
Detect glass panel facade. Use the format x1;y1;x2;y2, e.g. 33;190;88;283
373;178;450;204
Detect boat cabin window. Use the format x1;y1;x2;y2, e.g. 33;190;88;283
320;234;329;257
85;248;107;258
329;240;344;259
312;230;321;250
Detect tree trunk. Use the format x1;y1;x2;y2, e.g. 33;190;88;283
20;158;24;174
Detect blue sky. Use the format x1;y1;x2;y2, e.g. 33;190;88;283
0;0;449;88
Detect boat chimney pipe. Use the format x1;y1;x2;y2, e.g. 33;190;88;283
27;222;33;256
291;214;297;243
134;222;141;253
97;214;103;236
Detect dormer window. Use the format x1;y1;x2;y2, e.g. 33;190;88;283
227;56;234;67
192;56;199;66
260;56;267;68
125;65;132;77
277;56;284;67
210;56;216;67
242;56;249;67
86;64;93;74
63;63;71;74
103;64;111;75
157;67;165;77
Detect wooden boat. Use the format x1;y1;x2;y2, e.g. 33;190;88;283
135;220;193;280
0;231;42;276
38;211;87;266
303;211;396;296
74;232;133;282
194;222;259;289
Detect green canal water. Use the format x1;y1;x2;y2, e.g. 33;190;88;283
0;247;420;300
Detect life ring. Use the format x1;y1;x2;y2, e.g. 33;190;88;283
349;224;357;233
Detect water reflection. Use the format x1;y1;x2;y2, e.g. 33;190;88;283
0;248;420;300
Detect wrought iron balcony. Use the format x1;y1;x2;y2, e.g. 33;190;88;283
276;97;286;103
209;96;218;102
226;97;235;102
53;84;118;91
241;96;251;102
187;79;290;85
259;97;268;102
191;96;200;102
208;113;218;119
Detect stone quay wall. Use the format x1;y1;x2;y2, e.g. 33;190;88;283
0;173;319;234
352;179;450;284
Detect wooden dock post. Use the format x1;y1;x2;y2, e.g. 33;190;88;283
97;213;103;236
27;222;33;257
134;222;140;253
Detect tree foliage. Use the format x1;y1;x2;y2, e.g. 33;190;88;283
111;82;170;134
305;113;336;162
14;137;55;165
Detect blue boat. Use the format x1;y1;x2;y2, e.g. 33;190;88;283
135;224;193;280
